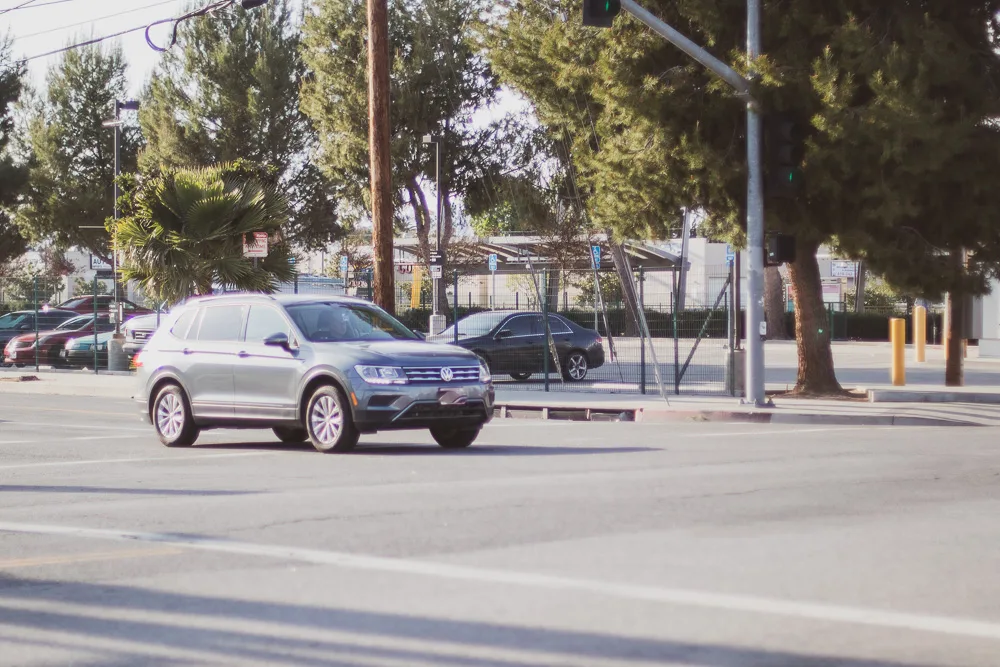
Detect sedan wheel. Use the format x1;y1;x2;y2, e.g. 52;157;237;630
305;386;359;453
562;351;589;382
153;384;199;447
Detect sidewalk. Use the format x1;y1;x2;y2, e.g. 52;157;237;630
4;363;1000;427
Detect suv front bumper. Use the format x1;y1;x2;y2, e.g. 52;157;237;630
352;382;495;433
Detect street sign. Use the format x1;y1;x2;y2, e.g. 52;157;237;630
430;265;444;279
488;254;497;272
831;260;857;278
591;245;601;268
339;255;349;275
243;231;269;258
725;244;736;262
90;255;111;271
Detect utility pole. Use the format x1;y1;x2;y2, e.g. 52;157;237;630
367;0;395;314
586;0;768;406
423;134;445;333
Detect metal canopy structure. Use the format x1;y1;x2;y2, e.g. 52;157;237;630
393;235;682;276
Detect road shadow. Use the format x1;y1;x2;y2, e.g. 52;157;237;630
192;441;658;456
0;576;944;667
0;485;254;497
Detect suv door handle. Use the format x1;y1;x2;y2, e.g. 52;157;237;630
238;351;249;358
182;348;192;355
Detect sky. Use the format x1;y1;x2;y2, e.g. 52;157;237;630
0;0;275;94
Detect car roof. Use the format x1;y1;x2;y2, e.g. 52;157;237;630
181;293;371;307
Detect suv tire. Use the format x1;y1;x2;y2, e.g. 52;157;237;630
305;385;359;453
152;384;200;447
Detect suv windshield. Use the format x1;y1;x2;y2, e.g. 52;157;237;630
285;302;418;343
440;311;508;338
0;313;29;330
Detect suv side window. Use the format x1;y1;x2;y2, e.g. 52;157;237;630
244;306;291;343
197;305;247;342
170;310;196;339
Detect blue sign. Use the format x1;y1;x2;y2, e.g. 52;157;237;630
339;255;349;275
488;254;498;272
591;245;601;268
725;244;736;262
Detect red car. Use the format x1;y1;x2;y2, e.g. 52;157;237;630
55;295;152;316
4;313;116;368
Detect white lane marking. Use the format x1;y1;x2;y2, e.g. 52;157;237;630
0;452;273;471
0;522;997;642
0;435;142;445
3;422;151;433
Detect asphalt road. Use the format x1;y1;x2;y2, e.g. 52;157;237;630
1;394;1000;666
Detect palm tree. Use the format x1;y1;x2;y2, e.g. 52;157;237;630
114;162;296;304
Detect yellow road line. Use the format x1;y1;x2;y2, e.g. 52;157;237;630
0;546;182;569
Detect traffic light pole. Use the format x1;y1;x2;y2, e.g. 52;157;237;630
618;0;767;406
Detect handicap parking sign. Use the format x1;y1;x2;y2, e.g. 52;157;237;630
339;255;349;275
591;245;601;268
488;254;497;272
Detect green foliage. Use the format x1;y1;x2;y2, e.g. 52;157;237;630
300;0;507;260
17;43;139;259
843;276;910;311
484;0;1000;296
112;162;296;304
0;39;27;266
140;0;340;250
73;276;110;297
0;259;64;309
572;271;623;309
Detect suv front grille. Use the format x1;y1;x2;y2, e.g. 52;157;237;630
393;401;487;422
404;366;480;383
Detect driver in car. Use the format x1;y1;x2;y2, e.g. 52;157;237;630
315;308;354;341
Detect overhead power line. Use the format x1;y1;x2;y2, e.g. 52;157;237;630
1;0;82;10
14;0;178;42
0;0;42;15
23;25;148;62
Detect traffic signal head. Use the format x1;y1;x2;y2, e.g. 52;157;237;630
765;113;805;198
583;0;621;28
765;234;796;266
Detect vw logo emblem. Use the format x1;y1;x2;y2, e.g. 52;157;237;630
440;367;454;382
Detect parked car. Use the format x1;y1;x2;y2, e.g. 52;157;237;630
0;309;78;357
5;313;116;367
135;294;494;452
122;313;161;357
62;331;115;369
55;295;152;317
428;311;605;382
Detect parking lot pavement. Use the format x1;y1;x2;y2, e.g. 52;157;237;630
2;393;1000;665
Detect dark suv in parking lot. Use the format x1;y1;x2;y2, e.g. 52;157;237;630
136;294;494;453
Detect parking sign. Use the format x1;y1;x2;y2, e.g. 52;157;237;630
725;244;736;262
339;255;349;275
488;254;497;272
591;245;601;268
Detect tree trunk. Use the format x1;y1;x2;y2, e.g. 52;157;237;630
367;0;394;314
435;193;455;316
764;266;788;340
406;179;432;266
945;291;965;387
786;237;843;395
546;269;561;312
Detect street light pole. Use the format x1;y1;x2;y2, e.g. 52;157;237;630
103;100;139;336
422;134;443;318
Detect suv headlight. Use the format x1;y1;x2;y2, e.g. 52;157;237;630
354;365;407;385
479;360;491;383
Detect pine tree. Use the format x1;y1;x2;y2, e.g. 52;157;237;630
0;38;27;266
140;0;338;250
484;0;1000;393
17;43;139;261
300;0;506;299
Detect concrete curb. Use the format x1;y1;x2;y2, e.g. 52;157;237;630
867;389;1000;404
493;403;979;427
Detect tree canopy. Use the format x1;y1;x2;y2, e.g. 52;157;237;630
16;43;140;260
0;38;27;266
140;0;340;250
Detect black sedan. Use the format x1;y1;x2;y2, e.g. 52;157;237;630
429;311;604;382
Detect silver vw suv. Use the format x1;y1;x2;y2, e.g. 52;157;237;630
135;294;494;453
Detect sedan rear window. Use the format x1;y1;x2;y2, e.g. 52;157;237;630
285;302;417;342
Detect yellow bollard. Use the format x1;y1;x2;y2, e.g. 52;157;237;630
890;317;906;386
913;306;926;363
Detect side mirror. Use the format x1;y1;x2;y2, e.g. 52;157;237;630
264;332;291;351
495;329;513;340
